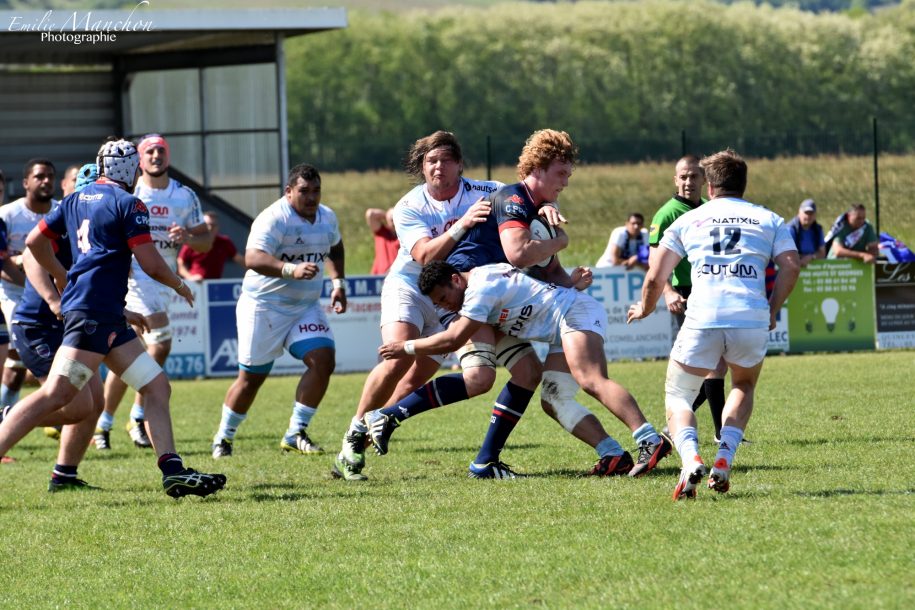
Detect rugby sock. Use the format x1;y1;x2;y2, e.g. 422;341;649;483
715;425;744;469
51;463;78;482
380;374;469;422
97;411;115;432
474;382;534;465
704;379;726;439
348;416;368;434
285;402;317;438
595;436;625;458
691;383;707;412
0;404;11;423
673;426;701;467
0;385;19;408
129;403;145;421
632;422;661;446
215;405;247;442
157;453;185;476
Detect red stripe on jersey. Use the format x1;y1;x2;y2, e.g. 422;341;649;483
38;218;60;240
498;220;528;233
127;234;152;249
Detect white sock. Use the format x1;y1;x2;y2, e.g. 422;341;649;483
215;405;247;442
673;426;701;468
715;426;744;469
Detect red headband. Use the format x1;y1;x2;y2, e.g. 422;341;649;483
138;134;170;157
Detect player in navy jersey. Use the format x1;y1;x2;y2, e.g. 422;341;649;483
366;129;670;478
0;139;225;498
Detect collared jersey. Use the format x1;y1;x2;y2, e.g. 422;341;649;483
130;178;204;275
447;181;539;272
13;233;72;327
242;198;341;311
649;195;704;287
460;263;579;345
38;181;152;315
0;197;59;302
388;177;502;283
659;197;796;329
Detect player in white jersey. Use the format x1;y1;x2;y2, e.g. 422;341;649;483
628;149;799;499
376;261;660;475
96;134;213;451
0;159;59;412
332;131;543;481
209;163;346;458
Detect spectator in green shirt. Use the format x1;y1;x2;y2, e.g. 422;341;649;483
826;204;878;264
648;155;728;441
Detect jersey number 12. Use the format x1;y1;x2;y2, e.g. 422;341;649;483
710;227;741;255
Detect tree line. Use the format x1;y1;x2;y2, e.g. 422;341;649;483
285;0;915;170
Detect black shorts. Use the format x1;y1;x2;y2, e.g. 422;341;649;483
61;310;137;355
11;321;62;379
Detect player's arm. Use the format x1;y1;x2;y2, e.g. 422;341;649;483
409;197;491;264
500;225;569;270
1;257;25;287
22;248;62;316
245;248;317;280
628;245;682;323
378;316;483;360
325;240;347;314
25;225;67;293
173;222;214;254
133;242;195;306
769;250;800;329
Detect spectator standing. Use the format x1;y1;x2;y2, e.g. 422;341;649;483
595;212;649;269
826;204;878;264
787;199;825;267
366;207;400;275
177;211;244;280
60;165;80;198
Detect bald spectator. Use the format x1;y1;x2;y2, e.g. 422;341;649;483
177;211;244;280
787;199;826;267
826;204;878;264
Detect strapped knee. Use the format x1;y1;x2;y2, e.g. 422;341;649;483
665;361;705;414
541;371;591;433
4;358;25;370
141;327;172;345
456;341;497;369
495;336;535;370
49;357;93;390
120;351;163;392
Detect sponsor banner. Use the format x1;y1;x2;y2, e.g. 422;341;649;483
786;259;875;352
875;261;915;349
583;268;672;360
164;281;206;379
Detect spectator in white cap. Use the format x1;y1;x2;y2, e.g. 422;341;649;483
787;198;825;267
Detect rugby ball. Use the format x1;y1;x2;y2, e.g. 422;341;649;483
528;217;556;268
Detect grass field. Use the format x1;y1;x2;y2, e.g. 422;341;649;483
1;351;912;608
323;154;915;277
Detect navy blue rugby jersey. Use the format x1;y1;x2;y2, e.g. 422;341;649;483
14;233;73;327
38;178;152;316
447;182;540;272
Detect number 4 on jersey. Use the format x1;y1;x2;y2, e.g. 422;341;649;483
77;218;92;253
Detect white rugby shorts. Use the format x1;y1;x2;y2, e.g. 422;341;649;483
126;275;173;317
559;292;607;341
671;326;768;370
236;293;334;369
379;274;444;337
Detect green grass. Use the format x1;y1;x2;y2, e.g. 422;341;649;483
324;154;914;277
1;351;913;608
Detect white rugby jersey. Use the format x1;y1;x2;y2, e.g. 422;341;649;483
460;263;579;345
131;178;204;274
388;177;502;283
0;197;59;302
660;197;796;329
242;198;341;311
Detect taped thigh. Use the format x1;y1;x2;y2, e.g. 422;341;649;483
664;360;705;414
456;341;497;369
540;370;590;433
4;358;25;370
119;351;163;392
141;326;172;345
49;357;93;390
495;335;535;370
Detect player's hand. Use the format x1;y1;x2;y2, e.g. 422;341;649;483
124;309;151;334
332;288;347;314
570;266;593;291
459;197;492;230
538;203;567;226
378;341;407;360
664;290;686;315
769;309;778;331
168;223;189;245
553;226;570;250
294;262;319;280
627;301;646;324
175;280;195;307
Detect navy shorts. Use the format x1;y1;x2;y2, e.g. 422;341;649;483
61;310;137;355
11;322;63;379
